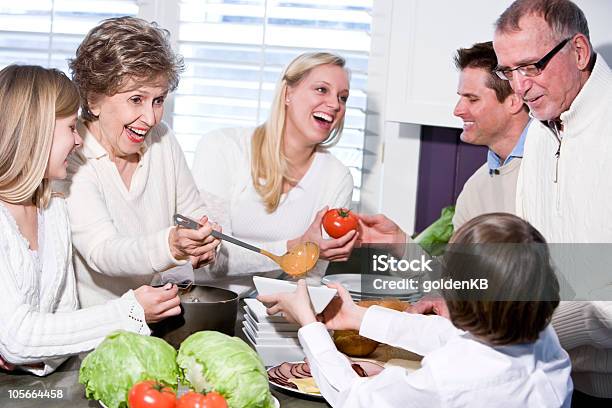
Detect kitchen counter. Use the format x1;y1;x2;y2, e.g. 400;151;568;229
0;301;329;408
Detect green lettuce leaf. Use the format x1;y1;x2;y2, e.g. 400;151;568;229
79;330;178;408
177;331;274;408
414;206;455;256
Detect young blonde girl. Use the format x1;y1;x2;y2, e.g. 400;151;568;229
0;65;180;376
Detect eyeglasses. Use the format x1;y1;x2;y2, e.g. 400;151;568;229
494;37;571;81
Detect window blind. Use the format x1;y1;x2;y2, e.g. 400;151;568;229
174;0;373;201
0;0;138;72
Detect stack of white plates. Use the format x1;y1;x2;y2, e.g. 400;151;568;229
242;298;305;366
321;274;421;302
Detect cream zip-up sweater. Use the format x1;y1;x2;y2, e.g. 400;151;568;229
0;198;148;376
516;55;612;398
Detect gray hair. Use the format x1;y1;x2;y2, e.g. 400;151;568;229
495;0;590;43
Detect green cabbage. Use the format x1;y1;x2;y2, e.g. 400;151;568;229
79;330;179;408
177;331;273;408
414;206;455;256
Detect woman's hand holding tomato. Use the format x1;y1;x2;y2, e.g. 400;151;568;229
322;208;358;238
288;206;358;262
128;380;176;408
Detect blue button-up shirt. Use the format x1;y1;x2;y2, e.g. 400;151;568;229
487;120;531;171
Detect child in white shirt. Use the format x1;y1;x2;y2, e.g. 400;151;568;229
259;213;572;407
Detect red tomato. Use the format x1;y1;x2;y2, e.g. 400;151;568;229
322;208;358;238
176;391;206;408
203;392;228;408
128;380;176;408
176;391;228;408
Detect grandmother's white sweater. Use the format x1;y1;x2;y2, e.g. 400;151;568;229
58;121;283;307
0;198;148;376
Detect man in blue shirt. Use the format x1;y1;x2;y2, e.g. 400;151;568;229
451;41;531;227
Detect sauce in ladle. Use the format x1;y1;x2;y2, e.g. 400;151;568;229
261;242;320;276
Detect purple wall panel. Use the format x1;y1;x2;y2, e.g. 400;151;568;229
455;141;489;202
414;125;487;233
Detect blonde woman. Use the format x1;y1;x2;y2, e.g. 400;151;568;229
192;52;357;294
0;65;181;376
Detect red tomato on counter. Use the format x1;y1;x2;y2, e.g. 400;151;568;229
128;380;176;408
323;208;358;238
203;392;228;408
176;391;227;408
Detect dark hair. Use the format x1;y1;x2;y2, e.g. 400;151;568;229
69;16;185;122
443;213;560;346
454;41;515;103
495;0;590;42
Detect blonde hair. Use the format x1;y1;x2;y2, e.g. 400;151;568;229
0;65;80;208
251;52;348;212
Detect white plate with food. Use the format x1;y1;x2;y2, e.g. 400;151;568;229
267;361;324;400
267;359;385;400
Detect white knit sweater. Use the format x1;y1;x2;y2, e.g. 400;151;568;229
0;198;148;376
516;55;612;397
191;127;354;296
57;121;282;307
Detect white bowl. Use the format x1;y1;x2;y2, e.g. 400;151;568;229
243;327;305;367
243;307;300;332
244;298;286;323
242;320;301;346
253;276;337;314
243;314;298;339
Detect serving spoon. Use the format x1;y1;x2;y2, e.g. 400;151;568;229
173;214;320;276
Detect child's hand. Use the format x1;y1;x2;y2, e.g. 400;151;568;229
409;296;450;319
318;283;366;331
257;280;317;326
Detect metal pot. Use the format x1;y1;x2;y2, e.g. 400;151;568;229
151;285;239;349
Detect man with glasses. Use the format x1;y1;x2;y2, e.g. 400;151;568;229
493;0;612;404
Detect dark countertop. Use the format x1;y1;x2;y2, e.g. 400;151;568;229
0;301;329;408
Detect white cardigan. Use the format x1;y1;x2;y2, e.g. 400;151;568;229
516;55;612;397
191;127;354;295
0;198;148;376
57;121;282;307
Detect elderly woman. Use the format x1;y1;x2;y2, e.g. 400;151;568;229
191;52;357;295
60;17;277;307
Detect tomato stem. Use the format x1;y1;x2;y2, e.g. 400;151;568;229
338;208;350;218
